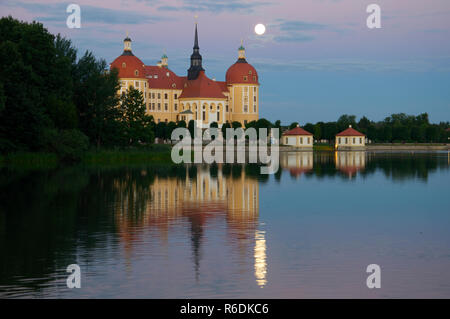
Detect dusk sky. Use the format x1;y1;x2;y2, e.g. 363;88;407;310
2;0;450;124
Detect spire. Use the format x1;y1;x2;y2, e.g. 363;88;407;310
187;19;204;80
194;22;199;49
237;39;247;63
123;32;133;56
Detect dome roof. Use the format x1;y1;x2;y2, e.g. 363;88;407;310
226;61;258;85
110;54;146;79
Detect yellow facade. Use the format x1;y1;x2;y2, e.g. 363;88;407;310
114;32;259;128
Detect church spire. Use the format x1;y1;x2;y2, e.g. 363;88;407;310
187;20;204;80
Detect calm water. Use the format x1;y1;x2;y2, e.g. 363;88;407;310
1;151;450;298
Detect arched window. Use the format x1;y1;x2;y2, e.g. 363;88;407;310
135;70;139;76
122;62;126;68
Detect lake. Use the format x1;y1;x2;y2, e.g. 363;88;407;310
1;151;450;298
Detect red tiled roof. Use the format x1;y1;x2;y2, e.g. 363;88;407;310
144;66;185;90
282;127;313;136
336;127;365;137
179;71;226;99
216;81;229;93
226;61;258;84
110;54;146;79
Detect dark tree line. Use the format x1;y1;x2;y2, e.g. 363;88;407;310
0;17;154;161
290;114;449;143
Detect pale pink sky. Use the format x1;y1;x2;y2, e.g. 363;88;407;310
2;0;450;123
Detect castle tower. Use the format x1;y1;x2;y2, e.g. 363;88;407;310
238;40;246;61
161;51;168;68
123;32;133;55
187;22;204;80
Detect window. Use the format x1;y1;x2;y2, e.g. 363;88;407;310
253;87;256;93
253;104;256;112
254;96;257;102
300;137;303;144
249;70;252;75
217;112;220;122
359;138;362;144
174;104;178;111
338;137;341;144
345;138;348;144
210;105;213;110
174;94;178;99
164;93;168;99
144;82;147;88
244;96;248;102
308;138;311;144
152;93;155;99
253;76;256;81
152;103;155;110
244;105;248;112
202;111;206;121
243;76;248;81
226;105;229;112
158;103;161;110
122;63;126;68
135;70;139;76
158;93;161;99
164;103;168;111
353;138;355;144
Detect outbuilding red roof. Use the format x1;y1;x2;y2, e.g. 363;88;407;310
336;127;365;137
179;71;226;99
282;127;313;136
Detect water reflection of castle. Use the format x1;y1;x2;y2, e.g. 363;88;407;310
117;165;266;287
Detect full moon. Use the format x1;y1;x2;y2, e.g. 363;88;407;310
254;23;266;35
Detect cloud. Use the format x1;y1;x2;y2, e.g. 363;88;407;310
273;33;315;43
277;20;326;32
3;1;167;25
157;0;272;13
249;57;450;73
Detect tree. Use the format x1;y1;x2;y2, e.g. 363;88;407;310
232;121;242;129
73;51;121;147
119;86;154;146
188;120;196;139
289;122;299;130
221;122;231;139
337;114;357;131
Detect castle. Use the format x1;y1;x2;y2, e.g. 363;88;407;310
110;23;260;128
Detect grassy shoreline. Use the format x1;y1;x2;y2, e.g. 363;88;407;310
1;143;448;168
0;144;173;168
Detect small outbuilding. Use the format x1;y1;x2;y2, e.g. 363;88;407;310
282;126;313;149
335;125;366;150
